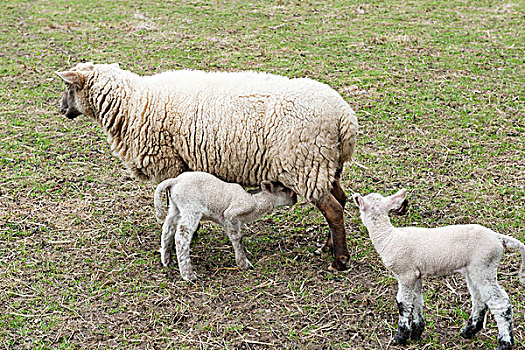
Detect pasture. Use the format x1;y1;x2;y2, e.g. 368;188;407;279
0;0;523;348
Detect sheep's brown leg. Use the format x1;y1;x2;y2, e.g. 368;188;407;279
316;193;349;271
331;177;347;208
320;178;348;253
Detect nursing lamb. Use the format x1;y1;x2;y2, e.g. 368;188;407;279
154;172;297;281
353;189;524;350
56;62;358;270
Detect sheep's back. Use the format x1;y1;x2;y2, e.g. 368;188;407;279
154;71;355;201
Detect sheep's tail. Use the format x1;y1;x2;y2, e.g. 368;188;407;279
499;233;525;285
338;109;359;163
154;178;178;224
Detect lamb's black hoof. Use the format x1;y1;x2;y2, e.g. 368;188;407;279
392;334;408;346
460;314;485;339
393;326;410;346
497;338;513;350
410;321;425;341
460;325;476;339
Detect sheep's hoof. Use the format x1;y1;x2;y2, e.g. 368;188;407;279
330;255;349;271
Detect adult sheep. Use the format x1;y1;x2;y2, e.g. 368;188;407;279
56;62;359;271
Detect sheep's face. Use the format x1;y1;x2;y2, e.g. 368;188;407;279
56;63;95;120
59;83;83;119
353;189;407;216
260;181;297;207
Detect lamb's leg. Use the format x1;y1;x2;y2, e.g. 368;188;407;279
410;277;425;341
393;278;416;345
316;193;349;271
482;281;514;350
460;274;488;339
317;178;347;255
174;213;200;282
160;210;180;267
224;219;253;269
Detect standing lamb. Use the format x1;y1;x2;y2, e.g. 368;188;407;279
154;171;297;281
56;62;358;270
353;189;524;350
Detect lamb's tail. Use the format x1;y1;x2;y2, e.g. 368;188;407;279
339;108;359;163
499;233;525;285
154;178;178;224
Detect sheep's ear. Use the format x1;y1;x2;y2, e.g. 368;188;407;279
384;189;407;212
55;71;86;89
261;180;274;193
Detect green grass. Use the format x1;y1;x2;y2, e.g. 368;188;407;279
1;0;524;348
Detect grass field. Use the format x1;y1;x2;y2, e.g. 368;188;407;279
1;0;524;349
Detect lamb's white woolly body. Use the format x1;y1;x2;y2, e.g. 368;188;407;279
63;63;357;202
153;172;297;281
354;189;524;350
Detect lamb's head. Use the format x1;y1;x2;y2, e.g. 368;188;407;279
353;189;408;219
260;181;298;208
55;62;96;119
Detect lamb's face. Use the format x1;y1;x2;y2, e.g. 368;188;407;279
354;193;385;214
261;181;297;207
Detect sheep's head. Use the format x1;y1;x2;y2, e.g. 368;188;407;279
55;63;96;119
260;181;297;208
353;189;408;216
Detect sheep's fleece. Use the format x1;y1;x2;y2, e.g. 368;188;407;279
56;63;358;204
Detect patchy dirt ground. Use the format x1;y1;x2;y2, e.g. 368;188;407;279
2;149;523;349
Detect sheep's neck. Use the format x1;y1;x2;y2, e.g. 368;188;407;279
88;73;133;143
362;211;395;253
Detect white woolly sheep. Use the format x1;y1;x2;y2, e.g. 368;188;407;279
56;62;358;270
154;171;297;281
353;189;524;350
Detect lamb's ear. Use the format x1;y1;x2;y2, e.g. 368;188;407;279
261;180;274;193
352;193;362;208
55;71;86;89
384;188;407;212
